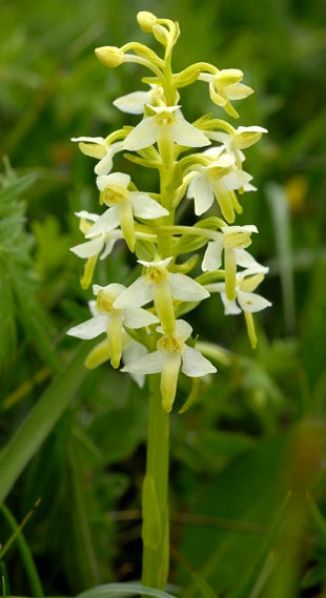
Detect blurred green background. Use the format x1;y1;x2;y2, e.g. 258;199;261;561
0;0;325;596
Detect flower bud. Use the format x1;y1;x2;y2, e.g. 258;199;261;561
137;11;157;32
152;23;169;46
95;46;124;68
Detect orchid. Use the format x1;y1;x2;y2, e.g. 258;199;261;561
199;68;254;118
69;210;122;289
113;84;165;114
69;12;270;589
202;224;260;299
93;172;168;251
123;105;210;151
207;125;268;166
71;210;121;259
122;319;216;412
187;146;254;222
206;268;272;348
67;283;158;369
114;257;209;334
71;136;122;175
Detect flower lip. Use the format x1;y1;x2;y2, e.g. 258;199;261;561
157;333;184;353
103;185;129;205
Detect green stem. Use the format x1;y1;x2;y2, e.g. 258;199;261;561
141;375;170;589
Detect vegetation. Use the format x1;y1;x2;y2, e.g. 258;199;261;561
0;1;325;596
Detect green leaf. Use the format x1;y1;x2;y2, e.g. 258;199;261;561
0;504;44;597
76;582;177;598
0;343;92;503
266;183;296;334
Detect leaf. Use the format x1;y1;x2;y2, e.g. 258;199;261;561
88;393;146;465
266;182;296;334
0;167;60;372
178;435;288;596
0;504;44;597
0;342;93;503
76;582;177;598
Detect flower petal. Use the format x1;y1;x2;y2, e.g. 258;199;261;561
187;175;214;216
205;282;225;294
235;248;261;269
130;192;169;219
138;257;173;269
122;339;148;387
71;136;104;143
238;270;268;291
175;319;193;341
237;290;272;313
94;152;113;176
94;141;122;175
71;137;105;159
113;90;153;114
67;315;108;339
157;318;193;341
220;292;242;315
93;282;126;297
114;277;154;309
181;346;217;377
70;237;104;258
123;117;158;151
172;110;211;147
121;350;164;375
225;83;254;100
86;207;120;237
202;239;223;271
169;273;210;302
96;172;130;191
75;210;99;222
99;238;117;260
235;126;268;149
123;307;159;328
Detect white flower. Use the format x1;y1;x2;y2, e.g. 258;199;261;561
113;84;164;114
67;283;158;369
71;210;122;261
84;333;148;387
207;267;271;315
71;136;122;175
123;105;211;151
90;172;168;251
122;319;217;412
202;224;260;299
199;69;254;118
114;257;209;333
187;146;255;223
69;210;123;289
207;267;271;348
121;336;148;387
207;125;268;165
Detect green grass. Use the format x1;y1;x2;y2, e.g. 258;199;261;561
0;1;325;596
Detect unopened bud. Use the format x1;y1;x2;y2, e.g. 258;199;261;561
137;11;157;32
152;23;169;46
95;46;124;68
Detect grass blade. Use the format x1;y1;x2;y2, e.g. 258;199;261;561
0;343;92;503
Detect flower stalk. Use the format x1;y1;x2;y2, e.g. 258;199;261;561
68;10;271;590
142;375;170;588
